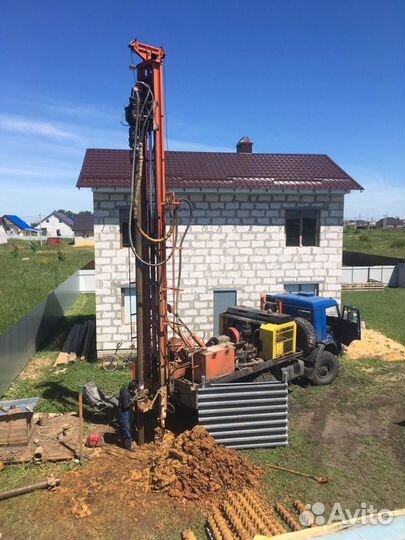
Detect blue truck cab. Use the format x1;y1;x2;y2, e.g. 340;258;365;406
264;292;361;384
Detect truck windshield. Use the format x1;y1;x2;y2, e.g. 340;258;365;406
326;306;339;318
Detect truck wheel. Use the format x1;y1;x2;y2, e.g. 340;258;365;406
252;371;278;383
309;351;338;386
295;317;317;355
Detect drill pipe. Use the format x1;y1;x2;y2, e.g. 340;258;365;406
0;477;60;501
274;502;302;532
231;492;273;536
243;490;286;535
222;500;252;540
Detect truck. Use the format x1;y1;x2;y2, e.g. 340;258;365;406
260;292;362;385
173;292;362;407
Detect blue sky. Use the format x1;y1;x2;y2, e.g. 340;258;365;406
1;0;404;220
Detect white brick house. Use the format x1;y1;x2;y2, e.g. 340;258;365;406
37;211;74;238
77;139;362;354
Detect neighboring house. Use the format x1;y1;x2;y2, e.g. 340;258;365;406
344;219;370;229
0;220;7;244
76;138;363;354
2;215;38;237
37;212;74;238
376;217;404;229
72;213;94;245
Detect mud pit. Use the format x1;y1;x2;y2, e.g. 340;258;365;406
345;328;405;361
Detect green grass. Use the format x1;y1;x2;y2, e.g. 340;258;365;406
245;357;405;514
343;228;405;259
3;294;130;415
0;240;94;334
342;288;405;344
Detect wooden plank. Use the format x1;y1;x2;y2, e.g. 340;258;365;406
68;352;78;363
54;352;70;366
0;415;80;462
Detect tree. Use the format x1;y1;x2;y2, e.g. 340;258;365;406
56;209;76;219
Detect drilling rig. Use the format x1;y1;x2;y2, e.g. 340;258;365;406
125;40;206;444
125;40;361;448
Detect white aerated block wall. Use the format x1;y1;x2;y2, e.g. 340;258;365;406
93;190;344;353
93;191;135;354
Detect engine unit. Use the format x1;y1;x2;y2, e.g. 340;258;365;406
219;306;296;362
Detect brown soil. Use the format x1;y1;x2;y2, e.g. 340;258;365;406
3;426;260;540
149;426;261;501
345;328;405;361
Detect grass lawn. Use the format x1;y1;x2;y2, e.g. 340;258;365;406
245;357;405;516
1;294;404;539
343;228;405;259
342;288;405;344
2;294;130;415
0;239;94;334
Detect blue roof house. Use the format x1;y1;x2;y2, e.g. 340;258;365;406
2;215;39;237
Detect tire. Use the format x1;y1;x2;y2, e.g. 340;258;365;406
102;355;119;372
252;370;278;383
295;317;317;355
309;351;338;386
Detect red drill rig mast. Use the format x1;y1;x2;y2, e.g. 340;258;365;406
126;40;202;444
126;40;170;444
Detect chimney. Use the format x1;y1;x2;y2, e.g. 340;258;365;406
236;136;253;154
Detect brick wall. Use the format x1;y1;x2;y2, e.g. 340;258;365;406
94;190;344;353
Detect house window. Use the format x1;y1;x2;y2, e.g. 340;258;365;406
285;209;319;246
284;283;319;294
122;287;136;324
56;229;61;237
120;209;136;248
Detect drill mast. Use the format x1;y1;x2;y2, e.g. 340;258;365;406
126;40;170;443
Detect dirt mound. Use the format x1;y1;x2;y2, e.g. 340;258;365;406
150;426;261;502
345;328;405;361
44;426;261;529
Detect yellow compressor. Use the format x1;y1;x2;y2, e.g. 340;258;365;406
259;321;297;360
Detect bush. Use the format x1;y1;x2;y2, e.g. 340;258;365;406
12;244;19;257
359;234;370;242
29;241;39;253
57;250;66;262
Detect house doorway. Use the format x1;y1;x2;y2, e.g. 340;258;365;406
213;289;237;335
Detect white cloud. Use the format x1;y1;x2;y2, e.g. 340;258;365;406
0;115;80;141
0;166;41;177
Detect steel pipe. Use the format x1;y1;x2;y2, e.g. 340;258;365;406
0;476;60;501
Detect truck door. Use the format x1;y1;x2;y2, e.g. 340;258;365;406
331;305;362;346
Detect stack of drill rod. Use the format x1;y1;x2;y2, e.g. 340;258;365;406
206;490;309;540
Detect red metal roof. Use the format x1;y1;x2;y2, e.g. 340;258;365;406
77;149;363;191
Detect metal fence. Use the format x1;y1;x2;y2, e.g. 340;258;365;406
0;270;94;397
342;265;404;286
197;381;288;448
